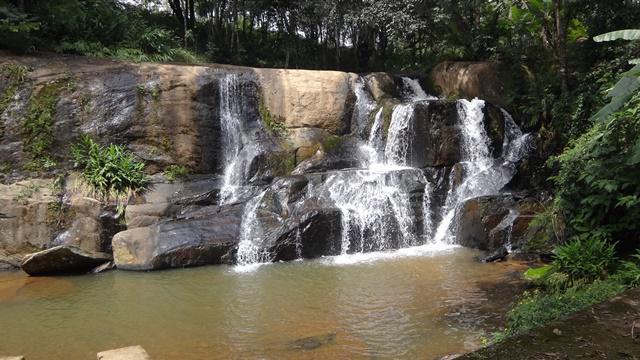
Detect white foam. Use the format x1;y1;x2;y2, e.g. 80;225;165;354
322;243;460;266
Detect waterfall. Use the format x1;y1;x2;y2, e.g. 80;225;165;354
219;74;262;204
353;79;378;137
384;104;415;167
236;191;272;268
401;77;438;101
433;99;531;244
227;73;530;268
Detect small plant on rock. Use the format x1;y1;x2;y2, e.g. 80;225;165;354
164;164;189;182
72;135;148;208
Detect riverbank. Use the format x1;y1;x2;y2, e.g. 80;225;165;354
459;287;640;359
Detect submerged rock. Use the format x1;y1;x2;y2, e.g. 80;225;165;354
288;332;337;351
21;245;111;276
97;346;151;360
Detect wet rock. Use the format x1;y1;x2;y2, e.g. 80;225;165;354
288;332;337;351
21;245;111;276
457;195;515;251
292;136;362;174
92;261;115;274
112;204;244;270
412;100;461;167
457;194;546;254
272;208;343;261
482;246;509;263
97;345;151;360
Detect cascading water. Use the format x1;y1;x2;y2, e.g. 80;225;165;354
433;99;532;243
401;77;438;101
227;73;531;268
219;74;263;204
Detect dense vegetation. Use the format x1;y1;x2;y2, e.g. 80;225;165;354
2;0;640;339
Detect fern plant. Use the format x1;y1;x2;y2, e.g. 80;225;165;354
72;135;148;207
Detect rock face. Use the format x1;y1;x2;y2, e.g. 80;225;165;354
256;68;357;135
0;52;536;272
0;177;120;269
431;61;508;106
113;203;243;271
21;245;111;275
456;194;544;254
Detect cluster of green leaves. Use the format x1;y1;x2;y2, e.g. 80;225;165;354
540;237;617;291
0;64;30;138
164;164;189;183
72;135;148;202
259;100;287;137
549;93;640;245
1;1;202;64
21;76;75;171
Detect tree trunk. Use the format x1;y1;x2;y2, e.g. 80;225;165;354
554;0;569;94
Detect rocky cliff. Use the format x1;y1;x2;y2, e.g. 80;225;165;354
0;53;543;273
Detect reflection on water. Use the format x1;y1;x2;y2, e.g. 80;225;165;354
0;247;527;360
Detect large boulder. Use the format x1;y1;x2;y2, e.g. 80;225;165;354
431;61;508;106
255;68;357;135
260;207;343;261
112;203;243;270
411;100;461;167
20;245;111;275
456;194;545;254
364;72;397;101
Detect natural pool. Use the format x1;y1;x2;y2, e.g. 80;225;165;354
0;246;527;359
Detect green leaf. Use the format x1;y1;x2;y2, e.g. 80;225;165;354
593;29;640;42
524;265;552;281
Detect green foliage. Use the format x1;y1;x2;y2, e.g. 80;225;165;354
594;29;640;42
0;4;40;51
20;76;75;171
322;135;343;153
613;251;640;287
267;152;296;177
523;265;552;282
12;181;40;202
0;64;30;138
495;280;625;338
544;237;617;290
550;94;640;244
72;135;148;201
164;165;189;183
259;100;287;137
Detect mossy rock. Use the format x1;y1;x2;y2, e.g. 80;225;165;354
266;151;296;177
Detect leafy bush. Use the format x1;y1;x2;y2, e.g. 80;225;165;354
550;93;640;245
72;135;148;201
613;250;640;287
164;165;189;183
544;236;617;289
